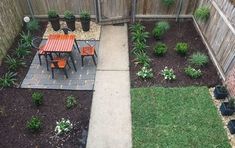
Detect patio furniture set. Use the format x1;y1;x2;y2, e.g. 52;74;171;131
32;28;97;79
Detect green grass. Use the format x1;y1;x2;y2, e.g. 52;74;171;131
131;86;230;148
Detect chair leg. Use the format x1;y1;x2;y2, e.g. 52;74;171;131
64;69;68;78
74;40;80;53
92;56;97;66
95;50;98;57
81;56;84;67
51;68;54;79
38;54;42;65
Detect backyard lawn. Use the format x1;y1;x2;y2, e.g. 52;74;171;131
131;86;230;148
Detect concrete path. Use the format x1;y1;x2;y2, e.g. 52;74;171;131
86;24;132;148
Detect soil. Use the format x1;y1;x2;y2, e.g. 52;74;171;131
0;21;93;148
129;19;221;88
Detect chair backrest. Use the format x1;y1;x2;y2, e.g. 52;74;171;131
32;36;43;50
60;27;72;35
85;38;96;47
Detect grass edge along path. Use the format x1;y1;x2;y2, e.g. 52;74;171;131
131;86;230;148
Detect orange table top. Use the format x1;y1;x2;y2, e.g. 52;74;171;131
43;34;76;52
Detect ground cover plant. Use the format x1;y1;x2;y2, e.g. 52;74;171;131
131;87;230;148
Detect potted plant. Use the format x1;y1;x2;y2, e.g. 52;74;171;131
48;10;60;31
228;120;235;134
220;97;235;116
64;10;76;31
80;10;91;32
214;85;228;99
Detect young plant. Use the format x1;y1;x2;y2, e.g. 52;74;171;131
20;31;32;48
27;116;42;132
66;95;77;109
80;10;90;20
64;10;75;20
55;118;73;135
5;55;25;71
0;72;17;88
26;19;39;32
154;42;167;56
152;21;170;39
184;66;202;79
161;0;175;7
129;22;145;33
194;6;210;22
132;41;148;54
161;67;176;80
131;30;149;43
189;52;209;67
32;92;43;106
134;52;151;66
48;10;58;18
175;42;188;56
15;42;31;58
137;66;153;79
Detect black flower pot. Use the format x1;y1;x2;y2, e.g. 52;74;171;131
228;120;235;134
65;17;76;31
81;19;90;32
220;102;234;116
214;85;228;99
49;16;60;31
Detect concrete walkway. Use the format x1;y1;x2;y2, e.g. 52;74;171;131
86;24;132;148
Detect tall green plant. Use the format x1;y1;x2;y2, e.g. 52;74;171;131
161;0;175;7
194;6;210;22
131;30;149;43
152;21;170;39
129;23;145;33
5;55;25;71
0;72;17;88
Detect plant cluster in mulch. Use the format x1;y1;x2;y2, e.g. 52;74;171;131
0;20;93;148
128;19;221;88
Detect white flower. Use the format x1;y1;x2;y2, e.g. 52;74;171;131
23;16;30;23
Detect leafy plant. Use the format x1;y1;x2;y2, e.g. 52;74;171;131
66;95;77;109
132;41;148;54
32;92;43;106
194;6;210;22
80;10;90;20
27;116;42;132
0;72;17;88
64;10;75;20
228;97;235;109
130;23;145;33
26;19;39;32
131;30;149;43
55;118;73;135
137;66;153;79
48;10;58;18
189;52;209;67
161;67;176;80
20;32;32;47
152;21;170;39
154;42;167;56
175;42;188;56
5;55;25;71
184;66;202;79
15;42;31;58
134;52;151;66
161;0;175;7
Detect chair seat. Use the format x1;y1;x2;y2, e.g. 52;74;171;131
81;46;95;56
50;58;67;69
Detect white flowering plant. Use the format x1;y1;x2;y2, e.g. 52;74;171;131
55;118;73;135
137;66;153;79
161;67;176;80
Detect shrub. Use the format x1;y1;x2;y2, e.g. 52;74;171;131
194;6;210;22
161;0;175;7
154;42;167;56
15;42;31;58
5;55;25;71
0;72;17;88
26;19;39;32
161;67;176;80
134;52;151;66
131;30;149;43
48;10;58;18
27;116;42;132
55;118;73;135
130;23;145;33
132;41;148;54
32;92;43;106
64;10;75;20
184;66;202;79
137;66;153;79
175;42;188;56
80;10;90;20
152;21;170;39
189;52;209;67
20;32;32;48
66;95;77;109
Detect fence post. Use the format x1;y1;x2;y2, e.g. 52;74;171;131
131;0;137;23
26;0;34;18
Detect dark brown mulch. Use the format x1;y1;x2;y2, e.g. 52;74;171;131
0;21;93;148
129;19;221;88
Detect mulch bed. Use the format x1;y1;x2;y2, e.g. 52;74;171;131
0;21;93;147
129;19;221;88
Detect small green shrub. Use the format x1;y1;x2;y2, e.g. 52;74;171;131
48;10;58;18
131;30;149;43
161;0;175;7
15;42;31;58
0;72;17;88
152;21;170;39
161;67;176;80
20;32;32;48
55;118;73;135
137;66;153;79
175;42;188;56
5;55;25;71
132;41;148;54
189;52;209;67
134;52;151;66
26;19;39;32
129;23;145;33
194;6;210;22
64;10;75;20
154;42;167;56
184;66;202;79
27;116;42;132
32;92;43;106
80;10;90;20
66;95;77;109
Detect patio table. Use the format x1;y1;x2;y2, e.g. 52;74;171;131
43;34;78;71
